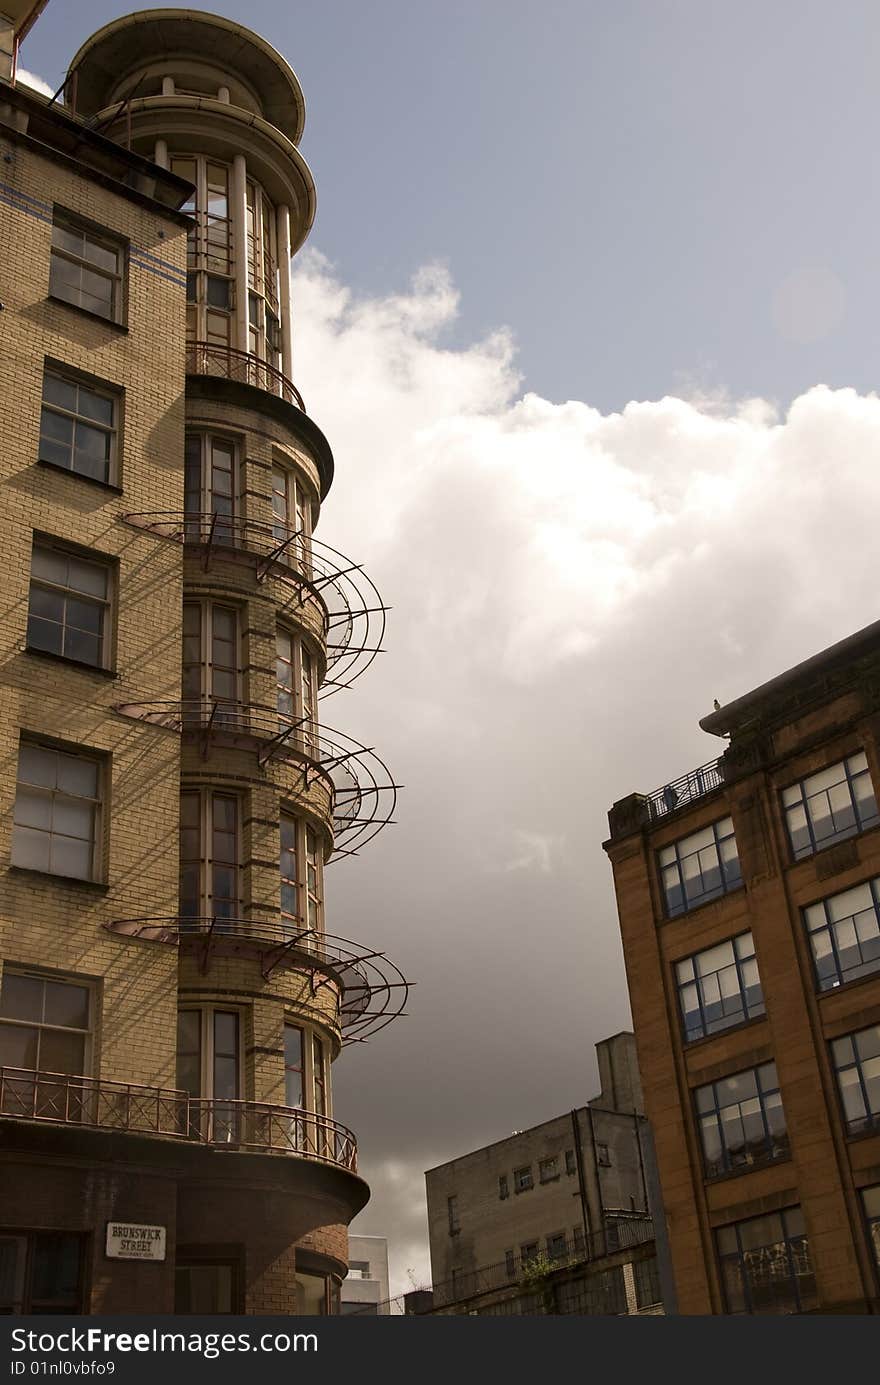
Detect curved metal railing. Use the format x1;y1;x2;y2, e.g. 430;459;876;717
120;511;387;694
186;340;306;412
0;1066;358;1172
112;700;399;855
106;917;411;1043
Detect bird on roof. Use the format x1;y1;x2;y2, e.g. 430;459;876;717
713;698;721;711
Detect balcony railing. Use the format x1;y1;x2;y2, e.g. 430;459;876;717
186;341;306;412
646;757;723;821
111;700;399;856
105;916;411;1044
0;1067;357;1172
120;511;388;695
424;1218;656;1312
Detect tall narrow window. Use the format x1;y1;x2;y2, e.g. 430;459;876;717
176;1007;240;1142
27;542;111;670
284;1023;305;1108
181;602;239;720
301;645;316;744
170;156;232;345
280;812;299;930
39;370;118;484
313;1034;327;1118
184;433;236;539
11;742;101;881
447;1196;460;1234
178;790;239;923
271;463;313;570
276;628;319;745
49;212;123;322
305;825;323;932
279;813;324;940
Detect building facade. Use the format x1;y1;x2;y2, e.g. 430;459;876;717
340;1235;390;1315
421;1034;668;1315
0;7;404;1314
604;619;880;1314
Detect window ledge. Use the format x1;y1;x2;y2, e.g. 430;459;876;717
816;968;880;1002
24;646;118;679
37;458;123;495
682;1012;768;1052
47;294;128;333
702;1152;792;1186
844;1124;880;1145
7;865;109;893
663;880;746;925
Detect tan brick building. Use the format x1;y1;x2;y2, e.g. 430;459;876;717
0;7;405;1314
604;620;880;1313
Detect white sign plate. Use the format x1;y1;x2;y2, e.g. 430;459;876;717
105;1222;166;1262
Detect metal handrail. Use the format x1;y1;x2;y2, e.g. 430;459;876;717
105;916;411;1044
424;1220;656;1312
111;700;399;856
186;340;306;411
0;1067;357;1172
647;758;723;820
120;511;388;693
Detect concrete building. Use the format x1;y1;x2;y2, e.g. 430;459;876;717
0;7;405;1314
421;1034;669;1315
340;1235;390;1315
604;619;880;1314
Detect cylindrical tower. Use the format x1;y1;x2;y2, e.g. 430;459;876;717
26;8;402;1313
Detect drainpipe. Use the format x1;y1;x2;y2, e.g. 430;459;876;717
570;1108;592;1252
586;1104;605;1251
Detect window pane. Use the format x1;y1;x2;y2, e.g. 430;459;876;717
39;1029;85;1075
49;835;92;880
10;825;51;872
0;973;43;1022
43;981;89;1029
56;755;98;798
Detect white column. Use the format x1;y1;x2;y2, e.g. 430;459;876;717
161;76;174;97
154;138;168;169
277;203;293;383
218;85;230;104
231;153;249;356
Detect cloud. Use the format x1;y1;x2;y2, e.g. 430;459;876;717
292;251;880;1296
16;68;53;98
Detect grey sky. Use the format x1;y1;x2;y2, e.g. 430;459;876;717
20;2;880;1295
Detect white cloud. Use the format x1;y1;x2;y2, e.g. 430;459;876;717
293;250;880;1289
16;68;53;98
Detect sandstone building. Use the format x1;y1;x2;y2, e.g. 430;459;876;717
605;620;880;1313
0;6;404;1314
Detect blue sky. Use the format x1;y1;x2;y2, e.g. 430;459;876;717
24;1;880;412
18;3;880;1295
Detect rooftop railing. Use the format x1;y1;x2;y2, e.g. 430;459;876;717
0;1067;357;1172
646;757;723;821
